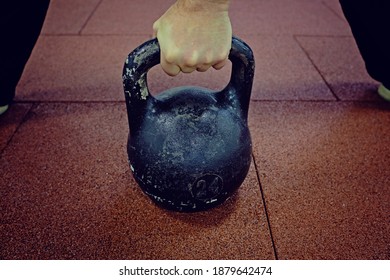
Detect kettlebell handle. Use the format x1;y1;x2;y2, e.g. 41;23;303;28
123;36;254;120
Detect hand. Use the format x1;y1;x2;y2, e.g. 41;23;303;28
153;0;232;76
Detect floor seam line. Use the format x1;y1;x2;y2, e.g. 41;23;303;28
78;0;104;35
0;103;35;156
321;0;346;22
252;153;279;260
293;34;340;101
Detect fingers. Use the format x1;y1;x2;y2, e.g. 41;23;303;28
160;59;197;76
196;64;212;72
160;59;181;76
160;58;228;76
212;59;227;70
159;50;229;76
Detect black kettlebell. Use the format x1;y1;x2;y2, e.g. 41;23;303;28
122;36;255;212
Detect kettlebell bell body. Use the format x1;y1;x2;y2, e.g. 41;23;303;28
123;37;255;212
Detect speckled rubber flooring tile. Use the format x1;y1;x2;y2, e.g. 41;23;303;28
1;0;389;260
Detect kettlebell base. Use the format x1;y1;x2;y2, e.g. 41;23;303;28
142;185;233;212
130;158;250;212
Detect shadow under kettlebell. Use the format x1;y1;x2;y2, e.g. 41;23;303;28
122;36;255;212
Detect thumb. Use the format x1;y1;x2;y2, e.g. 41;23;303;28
152;21;159;38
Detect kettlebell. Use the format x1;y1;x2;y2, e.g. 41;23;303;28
122;36;255;212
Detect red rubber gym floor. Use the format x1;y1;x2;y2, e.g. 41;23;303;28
1;0;389;259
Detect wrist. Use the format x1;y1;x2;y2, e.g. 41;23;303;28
176;0;230;13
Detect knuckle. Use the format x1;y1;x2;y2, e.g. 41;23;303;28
182;54;198;67
164;52;177;64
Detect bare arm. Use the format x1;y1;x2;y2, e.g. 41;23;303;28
153;0;232;76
